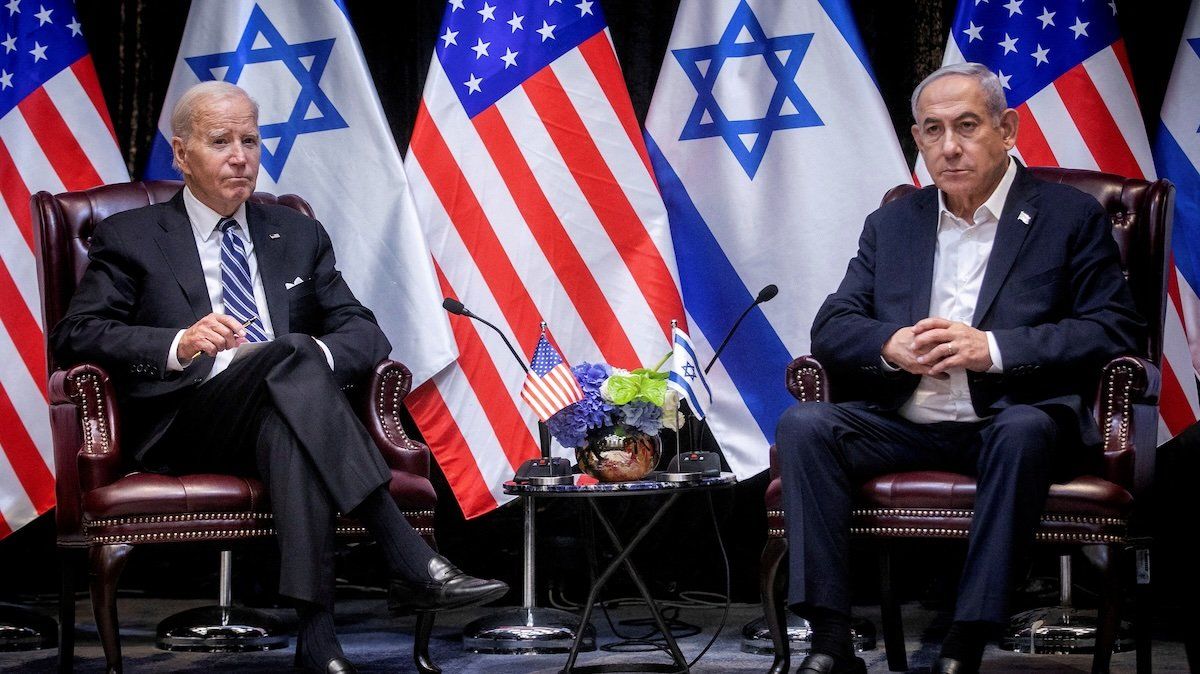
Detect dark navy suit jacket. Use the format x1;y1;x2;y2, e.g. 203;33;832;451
50;190;392;461
811;165;1144;446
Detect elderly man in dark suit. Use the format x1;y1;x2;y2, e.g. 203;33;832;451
50;81;506;673
777;63;1144;674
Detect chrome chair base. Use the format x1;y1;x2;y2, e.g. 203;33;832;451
1000;605;1134;654
155;605;288;652
741;614;876;655
462;606;595;654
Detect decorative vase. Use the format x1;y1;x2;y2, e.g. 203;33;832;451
575;429;661;482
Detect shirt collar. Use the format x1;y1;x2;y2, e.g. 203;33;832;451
937;156;1017;226
182;186;249;242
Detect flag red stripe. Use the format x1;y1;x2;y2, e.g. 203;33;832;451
1110;39;1138;102
1053;65;1143;179
410;104;543;355
0;260;48;399
1158;357;1195;437
0;384;54;511
577;32;656;184
407;381;499;518
432;260;538;471
522;67;681;343
17;88;104;191
521;378;560;418
0;513;11;538
1013;103;1058;168
471;106;640;366
0;137;36;251
70;56;119;145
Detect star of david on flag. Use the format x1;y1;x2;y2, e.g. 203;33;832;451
667;326;712;420
672;0;823;179
146;0;455;397
646;0;909;480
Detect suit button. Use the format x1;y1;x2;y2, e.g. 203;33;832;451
193;378;203;384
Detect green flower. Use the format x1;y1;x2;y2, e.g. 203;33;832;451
603;368;667;406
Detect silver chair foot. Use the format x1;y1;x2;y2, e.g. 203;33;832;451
462;606;595;654
1000;605;1134;654
741;613;876;655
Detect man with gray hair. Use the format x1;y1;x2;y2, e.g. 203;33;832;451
775;63;1143;673
51;81;507;673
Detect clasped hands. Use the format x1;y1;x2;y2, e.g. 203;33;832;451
882;317;992;377
176;313;251;362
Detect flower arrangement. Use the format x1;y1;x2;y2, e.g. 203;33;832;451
545;362;684;449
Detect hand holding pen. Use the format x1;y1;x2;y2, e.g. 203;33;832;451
178;313;258;364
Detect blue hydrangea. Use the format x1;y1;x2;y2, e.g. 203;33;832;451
545;362;618;448
619;400;663;436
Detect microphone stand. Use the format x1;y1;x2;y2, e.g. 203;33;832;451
445;302;595;655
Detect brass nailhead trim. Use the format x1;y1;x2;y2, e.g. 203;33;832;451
767;509;1125;527
74;373;111;454
375;369;422;451
85;509;436;532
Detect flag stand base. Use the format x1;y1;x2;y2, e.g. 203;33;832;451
0;603;56;652
462;495;595;654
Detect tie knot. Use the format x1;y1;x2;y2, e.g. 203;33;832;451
218;217;238;233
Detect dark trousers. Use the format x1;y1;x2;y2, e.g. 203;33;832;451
146;334;396;608
776;401;1062;623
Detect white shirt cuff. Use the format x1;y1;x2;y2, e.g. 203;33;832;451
880;355;901;372
166;330;187;371
313;337;335;370
985;331;1004;373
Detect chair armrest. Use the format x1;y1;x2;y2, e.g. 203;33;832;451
1094;355;1157;491
785;355;830;403
48;364;123;537
360;359;431;478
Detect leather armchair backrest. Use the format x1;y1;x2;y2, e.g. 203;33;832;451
31;180;315;373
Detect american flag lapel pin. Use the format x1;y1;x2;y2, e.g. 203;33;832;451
1017;211;1031;225
269;233;281;239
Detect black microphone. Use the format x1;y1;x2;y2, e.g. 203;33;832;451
441;297;528;374
442;298;569;475
704;284;778;374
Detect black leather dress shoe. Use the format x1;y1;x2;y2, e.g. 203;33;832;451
795;652;867;674
388;556;509;612
933;656;976;674
296;656;357;673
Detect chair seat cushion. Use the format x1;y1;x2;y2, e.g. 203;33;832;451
857;471;1132;518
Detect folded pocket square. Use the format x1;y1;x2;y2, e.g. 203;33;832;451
285;276;306;290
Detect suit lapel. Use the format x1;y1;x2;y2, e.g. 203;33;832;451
973;168;1039;325
247;202;289;336
154;192;211;321
909;189;939;324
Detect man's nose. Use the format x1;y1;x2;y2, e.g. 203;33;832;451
941;131;962;156
229;146;246;165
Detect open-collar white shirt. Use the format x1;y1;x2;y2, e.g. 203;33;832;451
898;157;1015;424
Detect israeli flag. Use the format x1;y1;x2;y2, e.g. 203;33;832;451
144;0;454;387
1155;0;1200;381
645;0;910;477
668;327;713;420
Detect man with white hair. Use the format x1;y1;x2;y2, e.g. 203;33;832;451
775;63;1143;673
51;81;507;673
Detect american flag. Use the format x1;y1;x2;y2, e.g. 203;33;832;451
919;0;1198;440
520;333;582;421
404;0;683;517
0;0;126;537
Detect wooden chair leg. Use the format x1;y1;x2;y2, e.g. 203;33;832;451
879;544;908;672
413;610;440;674
89;544;133;674
58;550;80;674
1084;544;1119;674
761;536;790;674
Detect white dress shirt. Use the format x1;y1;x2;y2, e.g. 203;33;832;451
165;187;332;380
897;158;1015;424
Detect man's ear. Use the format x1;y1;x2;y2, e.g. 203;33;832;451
999;108;1019;150
171;137;189;175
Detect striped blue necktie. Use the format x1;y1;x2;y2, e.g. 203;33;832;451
218;218;268;342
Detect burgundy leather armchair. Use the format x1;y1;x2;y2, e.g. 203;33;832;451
32;180;442;673
760;167;1173;674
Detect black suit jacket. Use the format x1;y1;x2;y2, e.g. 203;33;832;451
811;166;1145;446
50;190;392;459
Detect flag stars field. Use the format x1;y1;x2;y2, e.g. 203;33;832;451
33;2;49;25
1036;7;1055;29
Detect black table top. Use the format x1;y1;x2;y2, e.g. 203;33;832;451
503;472;737;497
